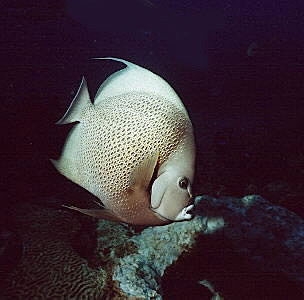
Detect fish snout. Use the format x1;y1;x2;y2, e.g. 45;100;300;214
187;186;195;208
175;190;196;221
175;204;195;221
187;185;193;199
184;193;196;217
187;196;195;207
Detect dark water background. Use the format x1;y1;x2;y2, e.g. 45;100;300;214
1;0;304;212
0;0;304;298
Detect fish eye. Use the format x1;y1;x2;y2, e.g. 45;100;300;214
178;177;189;190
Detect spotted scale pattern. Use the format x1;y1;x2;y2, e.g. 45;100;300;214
76;91;192;217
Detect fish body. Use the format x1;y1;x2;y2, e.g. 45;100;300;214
52;58;195;225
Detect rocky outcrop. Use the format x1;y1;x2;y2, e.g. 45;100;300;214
1;195;303;299
194;194;304;285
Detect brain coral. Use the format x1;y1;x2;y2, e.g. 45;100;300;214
1;203;106;299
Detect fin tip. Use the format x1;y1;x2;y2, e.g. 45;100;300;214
91;57;133;68
56;75;90;125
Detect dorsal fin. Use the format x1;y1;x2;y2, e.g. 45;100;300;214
93;57;136;68
92;57;139;104
91;57;184;110
56;76;92;125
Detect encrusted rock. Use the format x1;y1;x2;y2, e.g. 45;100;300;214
102;194;304;298
2;195;303;299
195;195;304;285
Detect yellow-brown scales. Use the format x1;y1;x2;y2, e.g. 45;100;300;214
78;92;191;216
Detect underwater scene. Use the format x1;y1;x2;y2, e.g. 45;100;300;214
1;0;304;299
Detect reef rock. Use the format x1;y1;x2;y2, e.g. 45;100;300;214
1;195;304;299
100;194;304;299
100;216;211;299
194;194;304;285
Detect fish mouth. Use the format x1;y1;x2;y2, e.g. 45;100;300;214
151;203;195;222
174;204;195;221
150;193;195;222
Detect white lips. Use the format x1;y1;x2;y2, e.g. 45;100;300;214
174;204;194;221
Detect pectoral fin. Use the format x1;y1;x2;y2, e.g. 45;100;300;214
62;205;123;222
150;172;167;209
129;152;159;191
